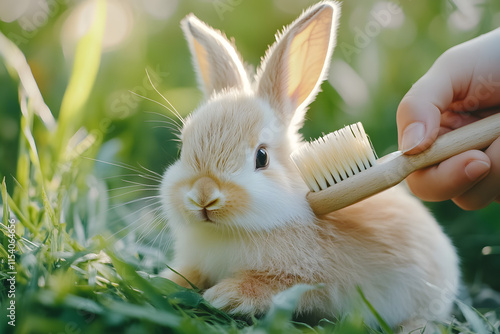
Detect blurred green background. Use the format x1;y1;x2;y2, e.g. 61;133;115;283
0;0;499;311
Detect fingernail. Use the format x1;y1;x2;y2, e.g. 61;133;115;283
400;122;426;153
464;160;490;180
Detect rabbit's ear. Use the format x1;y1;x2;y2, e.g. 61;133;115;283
257;1;340;126
182;14;250;97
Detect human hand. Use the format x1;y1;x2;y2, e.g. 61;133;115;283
397;28;500;210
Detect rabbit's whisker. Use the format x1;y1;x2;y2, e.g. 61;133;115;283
145;68;185;125
108;195;161;211
102;173;162;183
87;158;163;180
105;200;161;240
107;183;159;194
108;188;160;200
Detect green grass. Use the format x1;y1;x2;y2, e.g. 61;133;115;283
0;1;499;333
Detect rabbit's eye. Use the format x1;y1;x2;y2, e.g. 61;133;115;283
255;146;269;170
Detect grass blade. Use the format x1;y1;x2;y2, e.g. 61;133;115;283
357;287;393;334
456;300;490;334
0;178;10;259
101;298;182;328
54;0;107;161
107;251;174;311
0;31;56;130
259;284;317;333
2;178;8;224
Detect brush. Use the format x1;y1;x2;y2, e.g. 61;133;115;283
291;113;500;215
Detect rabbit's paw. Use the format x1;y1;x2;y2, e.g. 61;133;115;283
203;274;280;316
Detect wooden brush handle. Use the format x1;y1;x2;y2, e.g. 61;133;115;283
307;112;500;215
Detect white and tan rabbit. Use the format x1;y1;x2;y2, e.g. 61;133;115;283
160;1;459;331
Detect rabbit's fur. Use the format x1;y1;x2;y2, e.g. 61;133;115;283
160;1;459;331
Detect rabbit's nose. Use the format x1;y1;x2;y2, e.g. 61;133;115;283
185;177;224;212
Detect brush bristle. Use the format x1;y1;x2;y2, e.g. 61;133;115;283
291;122;377;192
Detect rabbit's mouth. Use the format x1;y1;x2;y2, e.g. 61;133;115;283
190;205;220;225
200;208;215;223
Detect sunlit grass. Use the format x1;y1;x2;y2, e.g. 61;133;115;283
0;2;499;334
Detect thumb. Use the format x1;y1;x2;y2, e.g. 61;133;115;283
397;59;456;154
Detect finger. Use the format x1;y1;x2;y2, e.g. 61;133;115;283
405;150;491;202
447;37;500;113
440;109;500;132
452;136;500;210
440;110;482;131
397;67;454;154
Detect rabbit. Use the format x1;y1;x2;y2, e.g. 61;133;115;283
160;1;459;332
